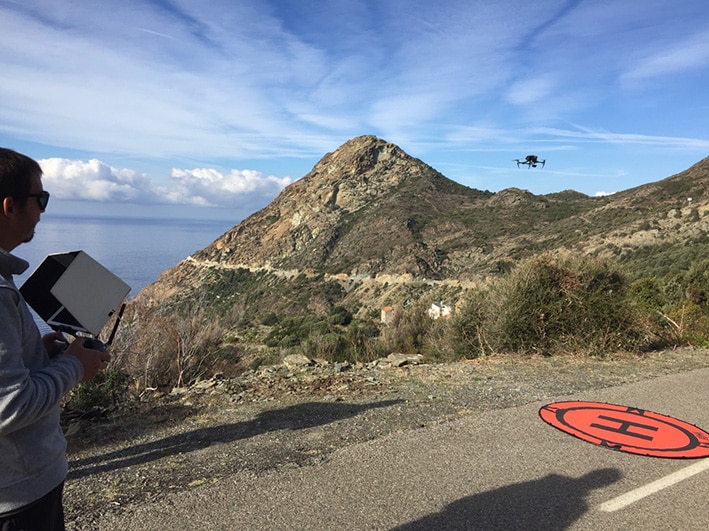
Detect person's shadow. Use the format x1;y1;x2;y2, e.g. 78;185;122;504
391;468;622;531
68;399;401;479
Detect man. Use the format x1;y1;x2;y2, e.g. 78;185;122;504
0;148;111;530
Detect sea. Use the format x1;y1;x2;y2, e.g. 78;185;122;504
14;214;236;332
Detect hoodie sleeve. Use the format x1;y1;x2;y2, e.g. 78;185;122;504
0;285;83;435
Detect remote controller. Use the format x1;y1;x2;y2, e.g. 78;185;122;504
83;337;108;352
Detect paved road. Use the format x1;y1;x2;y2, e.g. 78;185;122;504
96;368;709;530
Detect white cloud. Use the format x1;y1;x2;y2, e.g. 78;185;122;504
40;159;149;202
506;78;556;106
534;126;709;150
166;168;292;207
39;158;291;208
621;30;709;85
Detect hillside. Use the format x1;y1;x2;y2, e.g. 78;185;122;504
192;135;493;278
136;135;709;318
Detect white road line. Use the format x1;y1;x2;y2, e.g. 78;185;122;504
599;458;709;512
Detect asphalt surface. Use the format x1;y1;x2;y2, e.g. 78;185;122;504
94;368;709;530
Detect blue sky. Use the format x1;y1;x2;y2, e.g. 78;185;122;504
2;0;708;221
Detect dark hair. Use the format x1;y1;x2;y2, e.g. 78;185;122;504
0;147;43;203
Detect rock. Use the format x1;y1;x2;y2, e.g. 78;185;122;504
334;361;351;373
192;379;218;391
385;353;424;367
283;354;314;370
322;395;341;402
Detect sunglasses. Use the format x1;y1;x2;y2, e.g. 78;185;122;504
23;191;51;212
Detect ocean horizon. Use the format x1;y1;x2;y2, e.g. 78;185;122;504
16;213;237;300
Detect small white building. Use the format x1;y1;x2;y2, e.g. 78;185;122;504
428;301;452;320
381;306;395;324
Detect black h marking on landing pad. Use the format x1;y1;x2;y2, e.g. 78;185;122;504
590;415;659;441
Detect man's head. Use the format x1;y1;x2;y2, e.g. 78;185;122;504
0;148;47;251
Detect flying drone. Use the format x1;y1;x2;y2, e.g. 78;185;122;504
514;155;545;168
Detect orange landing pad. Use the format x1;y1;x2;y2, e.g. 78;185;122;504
539;401;709;458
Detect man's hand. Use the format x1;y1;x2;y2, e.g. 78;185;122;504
64;338;112;382
42;331;68;357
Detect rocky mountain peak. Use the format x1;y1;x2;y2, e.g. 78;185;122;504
191;135;457;273
310;135;406;182
281;134;434;214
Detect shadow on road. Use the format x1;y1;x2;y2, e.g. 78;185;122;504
391;468;622;531
68;399;402;479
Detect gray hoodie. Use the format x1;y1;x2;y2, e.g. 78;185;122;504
0;249;83;513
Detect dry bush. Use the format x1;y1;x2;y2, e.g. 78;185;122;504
110;299;226;390
377;299;435;355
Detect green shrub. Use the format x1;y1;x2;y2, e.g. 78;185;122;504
342;319;381;362
629;277;666;312
449;286;495;358
302;332;348;360
453;252;645;357
517;253;643;354
68;369;130;411
329;305;353;326
260;312;279;326
662;301;709;347
681;258;709;307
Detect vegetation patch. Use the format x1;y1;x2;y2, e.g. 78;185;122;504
108;248;709;392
